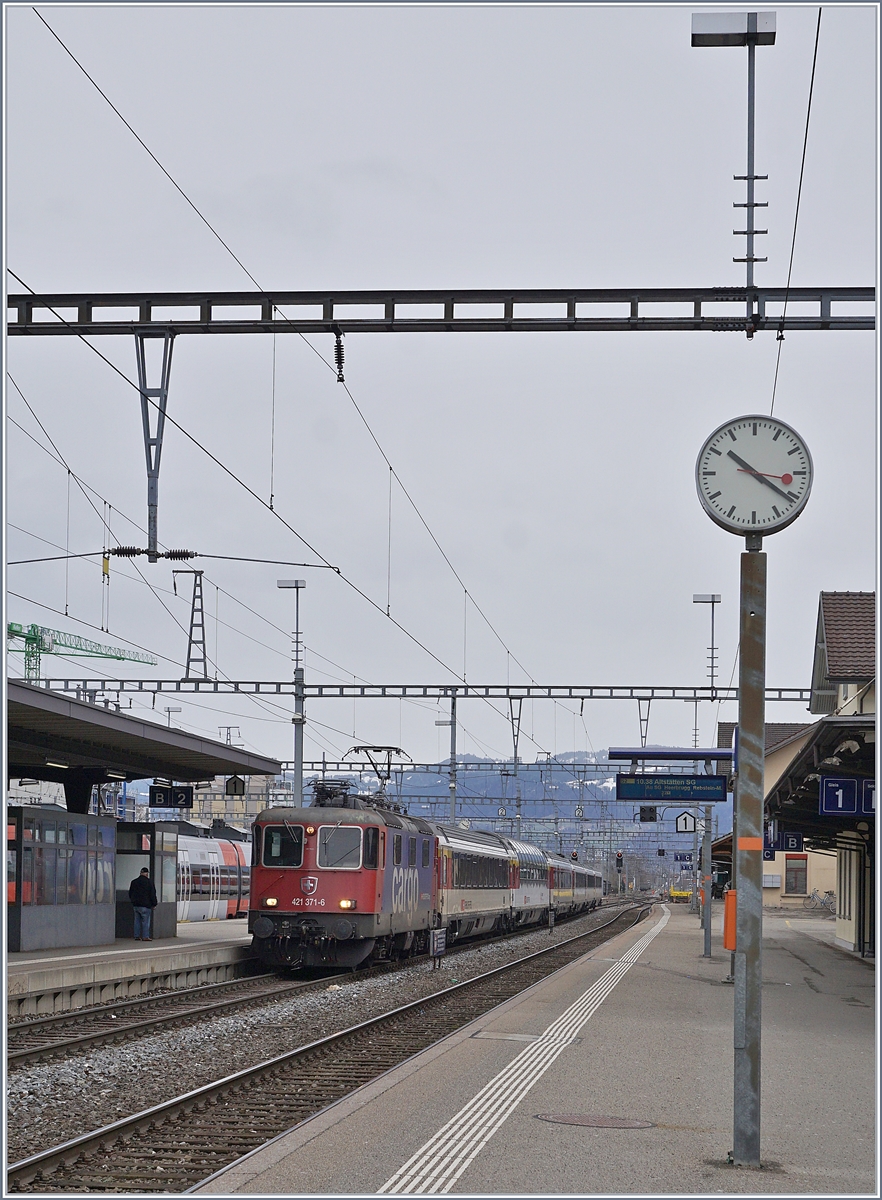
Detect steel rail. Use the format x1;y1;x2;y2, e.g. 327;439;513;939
6;974;337;1068
7;971;274;1031
7;905;648;1193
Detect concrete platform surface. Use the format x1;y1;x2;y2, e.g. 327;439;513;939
761;909;842;952
7;919;254;1008
196;905;876;1197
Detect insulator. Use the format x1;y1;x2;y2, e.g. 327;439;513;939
164;549;195;560
111;546;143;557
334;332;345;383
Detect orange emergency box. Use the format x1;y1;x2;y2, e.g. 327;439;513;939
723;889;737;950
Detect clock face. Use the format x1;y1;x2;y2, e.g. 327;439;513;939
695;415;813;535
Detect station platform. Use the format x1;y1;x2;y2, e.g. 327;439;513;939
196;905;876;1196
7;919;255;1016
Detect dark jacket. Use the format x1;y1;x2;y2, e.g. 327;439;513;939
129;874;158;908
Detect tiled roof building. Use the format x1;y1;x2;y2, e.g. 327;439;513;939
717;722;814;753
810;592;876;714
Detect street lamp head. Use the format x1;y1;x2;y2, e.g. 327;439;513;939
693;594;721;604
691;12;776;47
277;579;307;589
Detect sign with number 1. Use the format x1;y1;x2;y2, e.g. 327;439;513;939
819;777;858;815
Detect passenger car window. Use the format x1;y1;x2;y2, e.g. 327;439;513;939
318;826;361;869
262;825;304;867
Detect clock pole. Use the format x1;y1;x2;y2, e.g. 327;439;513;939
696;413;812;1169
734;533;766;1167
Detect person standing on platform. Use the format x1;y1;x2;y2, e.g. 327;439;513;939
129;867;158;941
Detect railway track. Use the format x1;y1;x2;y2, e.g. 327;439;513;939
5;972;333;1068
7;903;650;1194
7;902;633;1068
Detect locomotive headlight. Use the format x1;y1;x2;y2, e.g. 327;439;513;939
305;825;316;835
339;899;356;910
263;897;278;907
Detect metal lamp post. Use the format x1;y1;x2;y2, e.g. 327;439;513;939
278;580;306;803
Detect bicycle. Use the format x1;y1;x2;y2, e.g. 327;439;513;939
803;888;836;914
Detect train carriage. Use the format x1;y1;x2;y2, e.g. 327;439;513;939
176;834;249;922
506;839;551;926
437;827;512;941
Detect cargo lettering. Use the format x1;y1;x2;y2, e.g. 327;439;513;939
391;866;421;915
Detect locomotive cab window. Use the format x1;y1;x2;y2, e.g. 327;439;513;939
363;826;379;869
262;825;304;867
318;825;361;869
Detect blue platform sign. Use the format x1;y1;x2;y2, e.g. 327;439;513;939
819;776;858;815
615;774;727;802
861;779;875;816
782;832;804;851
762;848;775;861
673;853;693;863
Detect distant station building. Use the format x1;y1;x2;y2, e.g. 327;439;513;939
7;681;281;951
714;591;875;957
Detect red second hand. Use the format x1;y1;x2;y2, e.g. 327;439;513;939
737;469;793;486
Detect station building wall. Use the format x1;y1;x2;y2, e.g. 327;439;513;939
760;848;836;908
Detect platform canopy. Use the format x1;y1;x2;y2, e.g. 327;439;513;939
7;680;281;812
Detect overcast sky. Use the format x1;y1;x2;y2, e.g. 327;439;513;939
4;3;877;771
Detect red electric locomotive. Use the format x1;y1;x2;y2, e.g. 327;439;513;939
249;780;603;969
249;781;435;968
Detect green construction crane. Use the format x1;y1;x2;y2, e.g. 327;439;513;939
7;622;157;682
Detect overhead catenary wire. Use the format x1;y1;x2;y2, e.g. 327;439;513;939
13;280;567;768
6;315;467;683
770;7;823;417
6;380;308;728
8;419;460;758
6;434;444;697
7;552;338;568
14;22;615;783
26;9;541;685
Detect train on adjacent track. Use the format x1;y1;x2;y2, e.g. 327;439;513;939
176;834;250;921
247;784;604;968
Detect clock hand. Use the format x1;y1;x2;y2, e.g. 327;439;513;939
726;450;793;501
737;469;793;486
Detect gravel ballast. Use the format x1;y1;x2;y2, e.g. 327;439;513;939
7;905;641;1164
